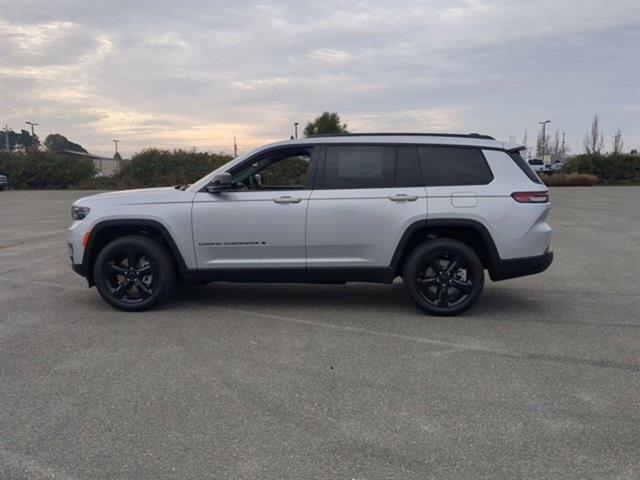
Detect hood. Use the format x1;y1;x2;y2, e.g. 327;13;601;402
74;186;192;207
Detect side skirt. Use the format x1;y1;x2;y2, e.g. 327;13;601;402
181;267;397;285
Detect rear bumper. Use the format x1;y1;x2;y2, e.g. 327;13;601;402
490;251;553;281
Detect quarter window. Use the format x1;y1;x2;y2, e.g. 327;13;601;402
417;146;493;186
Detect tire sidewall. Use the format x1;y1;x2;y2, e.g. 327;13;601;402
403;239;484;316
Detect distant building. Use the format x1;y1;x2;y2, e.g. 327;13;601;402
57;150;121;176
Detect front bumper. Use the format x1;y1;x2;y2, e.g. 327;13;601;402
72;263;88;278
490;251;554;281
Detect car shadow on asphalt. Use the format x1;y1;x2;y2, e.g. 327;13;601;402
167;281;552;321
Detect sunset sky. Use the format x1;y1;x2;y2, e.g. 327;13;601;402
1;0;639;157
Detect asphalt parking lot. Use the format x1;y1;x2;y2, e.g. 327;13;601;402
0;188;639;479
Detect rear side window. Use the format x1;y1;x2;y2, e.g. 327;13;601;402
417;146;493;186
511;152;543;184
324;146;395;189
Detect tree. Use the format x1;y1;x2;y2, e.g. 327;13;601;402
550;129;561;160
612;128;623;154
44;133;87;153
303;112;348;136
583;113;604;154
535;129;549;158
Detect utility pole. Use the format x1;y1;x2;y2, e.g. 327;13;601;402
561;131;566;158
25;121;39;137
294;122;299;139
25;121;40;151
233;135;238;158
112;139;119;155
538;120;551;158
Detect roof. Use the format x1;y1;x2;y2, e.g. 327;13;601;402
308;132;495;140
264;133;522;152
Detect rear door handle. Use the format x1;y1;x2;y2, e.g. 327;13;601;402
388;194;418;202
273;196;302;204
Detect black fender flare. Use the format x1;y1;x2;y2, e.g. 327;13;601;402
82;219;189;281
390;218;501;274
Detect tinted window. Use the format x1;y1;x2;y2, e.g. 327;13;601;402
324;146;395;189
232;148;311;190
510;152;542;184
395;146;423;187
417;146;493;186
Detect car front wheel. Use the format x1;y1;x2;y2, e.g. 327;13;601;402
93;235;176;311
403;239;484;316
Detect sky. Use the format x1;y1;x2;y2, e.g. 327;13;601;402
0;0;639;158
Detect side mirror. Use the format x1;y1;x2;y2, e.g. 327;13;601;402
205;173;234;193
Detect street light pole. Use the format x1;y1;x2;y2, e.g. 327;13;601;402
294;122;299;139
538;120;551;157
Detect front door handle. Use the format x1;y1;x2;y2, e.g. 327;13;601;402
273;196;302;204
389;194;418;202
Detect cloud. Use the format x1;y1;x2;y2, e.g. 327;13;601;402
0;0;638;156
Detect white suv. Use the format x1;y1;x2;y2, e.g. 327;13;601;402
67;133;553;315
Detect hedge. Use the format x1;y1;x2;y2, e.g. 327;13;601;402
562;153;640;184
118;149;233;188
540;173;599;187
0;151;96;189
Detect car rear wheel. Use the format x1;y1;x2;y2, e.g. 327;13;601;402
94;235;176;311
403;239;484;316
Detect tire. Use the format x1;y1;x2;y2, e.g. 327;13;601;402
403;239;484;316
93;235;176;311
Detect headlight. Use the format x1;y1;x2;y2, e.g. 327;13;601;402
71;206;91;220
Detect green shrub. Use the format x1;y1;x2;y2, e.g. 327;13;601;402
540;173;598;187
120;149;232;188
0;151;96;189
563;153;640;184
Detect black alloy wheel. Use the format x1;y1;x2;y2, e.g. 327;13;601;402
94;235;176;311
403;239;484;316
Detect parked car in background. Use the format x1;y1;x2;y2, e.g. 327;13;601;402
527;158;553;174
550;160;564;173
0;174;8;190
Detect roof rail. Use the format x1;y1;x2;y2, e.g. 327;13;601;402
306;132;496;140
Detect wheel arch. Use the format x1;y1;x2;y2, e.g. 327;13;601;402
82;219;188;286
391;219;501;276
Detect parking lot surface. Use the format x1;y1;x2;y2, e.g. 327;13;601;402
0;188;639;479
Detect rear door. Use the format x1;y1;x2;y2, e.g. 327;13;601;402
306;144;427;268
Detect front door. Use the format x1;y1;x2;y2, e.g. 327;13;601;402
192;147;314;269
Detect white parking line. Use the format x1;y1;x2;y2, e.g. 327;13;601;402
215;306;483;352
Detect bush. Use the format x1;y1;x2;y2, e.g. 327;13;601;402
0;151;96;189
120;149;232;188
562;153;640;184
540;173;599;187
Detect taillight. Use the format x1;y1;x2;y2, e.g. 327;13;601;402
511;191;549;203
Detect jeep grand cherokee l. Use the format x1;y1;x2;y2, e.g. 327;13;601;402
67;133;553;315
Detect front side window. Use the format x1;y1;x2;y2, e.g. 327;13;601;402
417;146;493;186
323;146;395;189
232;148;311;190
